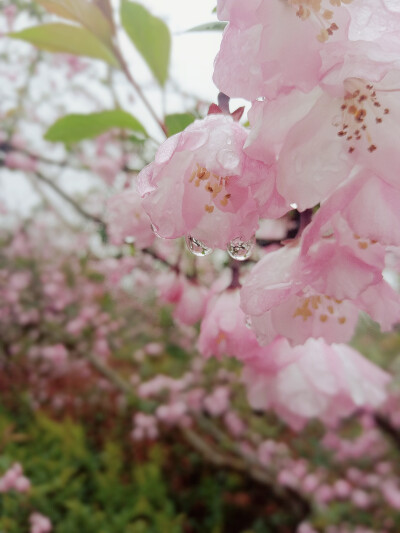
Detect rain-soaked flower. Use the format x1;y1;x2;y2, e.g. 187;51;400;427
137;113;287;254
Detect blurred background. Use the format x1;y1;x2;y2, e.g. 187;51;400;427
1;2;400;533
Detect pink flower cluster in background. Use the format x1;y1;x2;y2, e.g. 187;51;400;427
0;463;31;493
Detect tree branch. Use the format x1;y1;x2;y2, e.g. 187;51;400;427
34;171;104;225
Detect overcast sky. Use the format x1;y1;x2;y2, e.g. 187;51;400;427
0;1;224;217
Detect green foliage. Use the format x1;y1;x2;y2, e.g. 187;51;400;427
187;21;227;32
44;110;147;143
0;406;305;533
0;410;183;533
165;113;196;136
35;0;114;47
120;0;171;86
10;23;119;66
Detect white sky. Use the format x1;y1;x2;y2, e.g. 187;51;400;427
0;1;224;217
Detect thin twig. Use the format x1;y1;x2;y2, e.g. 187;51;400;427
86;351;134;397
117;51;168;137
34;171;104;225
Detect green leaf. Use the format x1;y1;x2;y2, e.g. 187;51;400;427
44;110;147;143
187;21;227;32
35;0;114;47
120;1;170;86
165;113;196;137
9;23;119;66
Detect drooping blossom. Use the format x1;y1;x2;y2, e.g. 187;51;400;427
106;188;155;248
245;71;400;210
137;114;287;251
242;337;390;430
241;212;400;346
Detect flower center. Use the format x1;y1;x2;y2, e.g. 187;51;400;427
288;0;353;42
189;163;232;214
353;233;377;250
293;293;347;324
336;81;389;154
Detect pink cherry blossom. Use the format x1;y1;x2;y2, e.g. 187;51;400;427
91;156;121;185
173;279;208;326
198;288;263;361
214;0;325;100
203;386;230;417
138;114;286;251
29;513;52;533
0;463;31;493
321;0;400;94
245;72;400;210
5;151;37;173
303;168;400;247
241;212;399;346
156;271;208;326
106;189;155;248
242;337;390;430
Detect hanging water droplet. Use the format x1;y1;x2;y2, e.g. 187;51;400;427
185;235;213;257
227;236;255;261
151;224;164;238
289;203;298;210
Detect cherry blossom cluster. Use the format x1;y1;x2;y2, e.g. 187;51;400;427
120;0;400;428
0;463;31;493
0;463;52;533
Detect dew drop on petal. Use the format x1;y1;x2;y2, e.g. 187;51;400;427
185;235;213;257
151;224;164;238
245;316;252;329
217;148;240;170
227;236;255;261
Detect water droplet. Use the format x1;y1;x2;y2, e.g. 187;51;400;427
245;316;252;329
290;203;298;210
185;235;213;257
124;236;135;244
227;236;255;261
256;96;266;102
151;224;164;238
217;148;240;170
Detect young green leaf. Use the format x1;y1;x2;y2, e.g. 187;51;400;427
9;23;119;66
35;0;114;47
120;1;171;86
187;21;227;32
165;113;196;137
44;110;147;143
